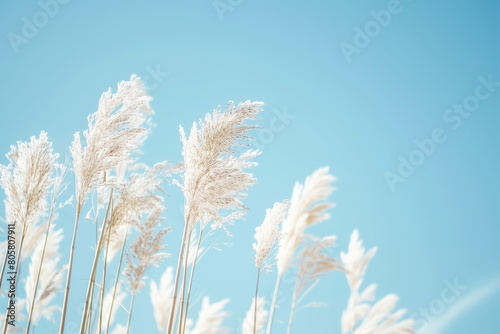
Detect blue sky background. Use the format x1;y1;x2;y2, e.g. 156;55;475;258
0;0;499;333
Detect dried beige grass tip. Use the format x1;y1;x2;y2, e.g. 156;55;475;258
177;100;263;232
0;131;58;240
253;200;289;270
189;296;231;334
150;266;175;332
341;230;414;334
277;166;337;277
125;205;171;294
71;75;152;208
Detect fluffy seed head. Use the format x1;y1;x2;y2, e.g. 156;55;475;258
0;131;58;236
176;100;263;231
341;230;414;334
124;205;171;294
71;75;152;208
294;235;341;298
253;200;289;269
277;167;337;276
190;297;231;334
150;266;175;332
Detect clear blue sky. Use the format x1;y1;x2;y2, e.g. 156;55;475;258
0;0;499;333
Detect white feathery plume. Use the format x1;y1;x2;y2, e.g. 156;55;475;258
189;297;231;334
341;229;377;290
294;235;341;298
242;297;268;334
177;100;263;231
105;161;170;262
277;167;337;277
102;283;126;328
24;227;66;324
167;101;262;334
253;201;289;271
20;161;69;263
78;162;170;333
108;162;168;235
111;324;128;334
150;266;175;332
267;167;337;334
341;230;414;334
70;75;152;207
0;131;58;245
124;206;171;294
65;76;153;331
124;204;170;334
287;235;341;334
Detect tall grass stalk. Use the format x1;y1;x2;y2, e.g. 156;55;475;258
125;294;136;334
79;189;114;334
25;204;57;333
165;213;190;334
59;202;82;333
253;268;261;334
177;228;193;334
89;283;103;333
266;275;281;334
286;283;298;334
0;251;7;291
181;226;204;334
105;227;129;334
98;226;113;333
